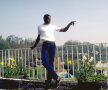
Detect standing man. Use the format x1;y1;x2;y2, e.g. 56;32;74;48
31;14;75;89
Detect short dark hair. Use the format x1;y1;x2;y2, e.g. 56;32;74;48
43;14;51;20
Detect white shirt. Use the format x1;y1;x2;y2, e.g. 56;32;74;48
38;24;61;42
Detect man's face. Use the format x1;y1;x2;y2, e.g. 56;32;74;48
44;16;51;24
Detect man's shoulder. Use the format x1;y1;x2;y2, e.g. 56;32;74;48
49;24;58;28
38;24;43;28
38;24;58;28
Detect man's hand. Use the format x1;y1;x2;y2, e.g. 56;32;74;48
68;21;76;26
60;21;76;32
30;35;40;50
30;46;35;50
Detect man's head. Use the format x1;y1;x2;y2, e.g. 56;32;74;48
43;14;51;24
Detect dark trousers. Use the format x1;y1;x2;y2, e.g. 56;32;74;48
42;42;58;82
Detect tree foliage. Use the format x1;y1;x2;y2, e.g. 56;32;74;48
0;39;10;50
0;35;42;49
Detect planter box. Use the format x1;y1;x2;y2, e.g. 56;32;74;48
78;80;106;90
0;79;22;89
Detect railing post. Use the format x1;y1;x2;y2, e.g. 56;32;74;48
62;46;64;80
39;48;42;80
27;49;30;78
8;50;10;64
5;50;6;66
1;50;4;77
0;50;2;77
35;49;38;79
82;44;84;65
93;44;96;74
24;49;27;75
66;46;69;78
77;46;79;72
21;49;23;71
87;45;89;59
32;50;34;79
105;43;108;85
15;50;16;64
71;47;74;77
18;49;19;63
99;44;102;74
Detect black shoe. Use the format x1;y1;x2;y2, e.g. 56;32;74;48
55;77;61;88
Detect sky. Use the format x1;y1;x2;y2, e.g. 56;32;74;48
0;0;108;45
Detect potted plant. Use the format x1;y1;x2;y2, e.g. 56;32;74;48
3;57;27;79
75;56;108;90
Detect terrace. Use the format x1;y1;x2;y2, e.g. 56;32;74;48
0;43;108;89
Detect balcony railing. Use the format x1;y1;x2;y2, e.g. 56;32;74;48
0;43;108;82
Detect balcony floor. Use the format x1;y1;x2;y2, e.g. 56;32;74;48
0;78;108;90
0;78;77;90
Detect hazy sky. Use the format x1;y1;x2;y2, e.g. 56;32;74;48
0;0;108;45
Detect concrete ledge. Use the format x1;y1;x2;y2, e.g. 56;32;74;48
0;78;77;89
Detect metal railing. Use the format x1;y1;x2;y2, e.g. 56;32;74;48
0;43;108;82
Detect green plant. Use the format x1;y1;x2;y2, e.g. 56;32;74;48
88;73;107;83
3;57;27;78
76;56;107;83
76;56;94;82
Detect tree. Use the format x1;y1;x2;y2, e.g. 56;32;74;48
0;39;10;50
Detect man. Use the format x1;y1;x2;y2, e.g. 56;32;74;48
31;14;75;89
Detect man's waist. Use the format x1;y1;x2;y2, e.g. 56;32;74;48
43;40;55;44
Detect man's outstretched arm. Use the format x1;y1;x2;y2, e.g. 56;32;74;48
60;21;76;32
30;34;40;50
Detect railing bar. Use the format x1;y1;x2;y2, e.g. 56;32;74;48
16;49;18;78
93;45;96;74
62;46;64;80
32;50;34;79
14;50;17;78
87;45;89;59
28;49;30;78
35;49;38;79
65;43;108;47
105;43;108;84
11;50;14;66
5;50;6;66
24;49;27;78
15;50;16;64
71;47;74;77
82;44;84;65
8;50;10;65
2;47;42;51
39;48;42;80
106;43;108;61
18;50;19;63
77;46;79;72
2;50;4;77
21;49;23;71
66;47;69;78
12;50;13;58
0;51;1;77
0;51;2;77
105;43;108;75
106;44;108;75
99;44;102;74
